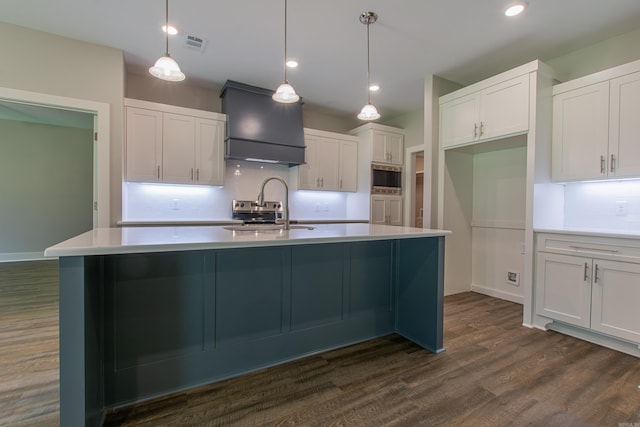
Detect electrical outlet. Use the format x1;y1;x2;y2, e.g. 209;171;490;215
616;201;628;216
507;271;520;286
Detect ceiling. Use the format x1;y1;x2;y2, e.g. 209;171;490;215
3;0;640;118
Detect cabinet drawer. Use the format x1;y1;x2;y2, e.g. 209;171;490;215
536;233;640;263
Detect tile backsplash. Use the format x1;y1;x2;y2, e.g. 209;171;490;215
123;161;357;221
563;180;640;231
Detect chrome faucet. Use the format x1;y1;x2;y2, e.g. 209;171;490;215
257;176;290;230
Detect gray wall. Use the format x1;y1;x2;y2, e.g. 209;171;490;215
0;21;125;225
0;119;93;256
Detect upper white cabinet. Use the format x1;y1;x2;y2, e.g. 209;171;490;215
295;129;358;192
350;123;404;166
372;130;404;165
552;60;640;181
440;74;529;149
125;98;225;186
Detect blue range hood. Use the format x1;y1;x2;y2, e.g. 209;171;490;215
220;80;305;166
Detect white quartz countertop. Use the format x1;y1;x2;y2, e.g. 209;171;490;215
535;228;640;240
117;219;370;227
45;224;451;257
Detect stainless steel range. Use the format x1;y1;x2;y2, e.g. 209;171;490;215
232;200;283;224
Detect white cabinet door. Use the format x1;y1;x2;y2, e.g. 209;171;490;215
339;139;358;191
370;196;388;225
372;131;404;165
536;252;592;328
609;71;640;178
388;196;403;226
299;135;320;189
317;137;340;190
591;259;640;343
162;113;196;184
125;107;163;182
440;93;480;149
479;74;529;141
552;82;609;181
195;118;224;185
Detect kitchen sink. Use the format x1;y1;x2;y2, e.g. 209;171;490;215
223;224;315;232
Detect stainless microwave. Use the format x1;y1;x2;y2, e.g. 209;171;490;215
371;164;402;195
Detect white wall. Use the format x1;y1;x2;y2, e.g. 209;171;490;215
470;147;527;303
123;161;358;221
0;119;93;260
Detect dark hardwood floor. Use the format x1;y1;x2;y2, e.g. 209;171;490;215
1;260;639;426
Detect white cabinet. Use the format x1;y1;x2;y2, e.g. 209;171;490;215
535;233;640;345
372;130;404;165
371;195;403;226
440;74;529;149
551;82;609;181
296;129;358;192
125;99;225;186
609;71;640;178
125;107;163;182
552;64;640;181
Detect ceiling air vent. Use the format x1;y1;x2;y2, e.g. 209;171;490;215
184;34;207;53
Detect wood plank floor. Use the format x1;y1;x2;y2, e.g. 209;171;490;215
1;260;639;426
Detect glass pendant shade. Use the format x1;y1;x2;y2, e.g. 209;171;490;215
149;54;185;81
357;103;381;121
272;82;299;103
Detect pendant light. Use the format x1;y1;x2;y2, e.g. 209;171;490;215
272;0;300;103
357;12;380;121
149;0;185;82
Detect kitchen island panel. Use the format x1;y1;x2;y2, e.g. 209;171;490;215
216;247;286;343
291;243;345;331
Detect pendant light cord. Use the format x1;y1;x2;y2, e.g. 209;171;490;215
366;18;371;104
164;0;169;55
283;0;288;83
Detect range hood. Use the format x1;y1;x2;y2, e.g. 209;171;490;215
220;80;305;166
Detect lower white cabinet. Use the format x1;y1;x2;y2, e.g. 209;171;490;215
535;233;640;345
371;195;403;226
296;129;358;192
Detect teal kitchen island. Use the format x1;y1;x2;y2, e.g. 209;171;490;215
45;224;450;426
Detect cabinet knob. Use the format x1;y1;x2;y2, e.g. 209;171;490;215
583;262;588;282
473;123;478;138
600;155;605;174
479;121;485;137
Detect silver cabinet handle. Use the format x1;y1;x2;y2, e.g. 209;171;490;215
196;168;200;181
583;262;588;282
157;165;160;180
316;177;320;187
191;168;194;181
594;264;600;283
321;177;324;187
340;179;342;189
600;155;605;174
473;123;478;138
610;154;616;173
479;121;484;137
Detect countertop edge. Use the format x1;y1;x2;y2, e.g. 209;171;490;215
534;228;640;240
45;225;451;257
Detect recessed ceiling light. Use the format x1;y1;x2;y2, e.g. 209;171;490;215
505;1;527;17
162;25;178;35
286;60;298;68
369;84;380;92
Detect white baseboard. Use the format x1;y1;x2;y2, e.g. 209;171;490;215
471;284;524;305
0;252;56;263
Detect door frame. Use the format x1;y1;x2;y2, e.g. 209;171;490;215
0;87;110;228
404;146;424;227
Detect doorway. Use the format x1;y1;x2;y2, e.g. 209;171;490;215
405;147;425;228
0;88;110;261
